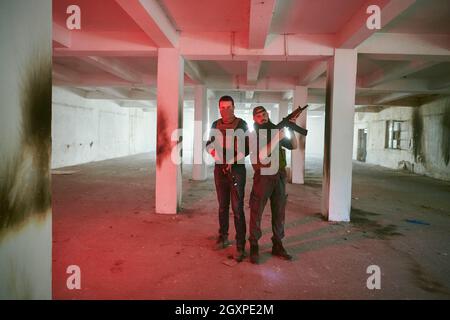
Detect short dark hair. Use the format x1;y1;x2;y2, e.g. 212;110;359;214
219;95;235;106
253;105;267;116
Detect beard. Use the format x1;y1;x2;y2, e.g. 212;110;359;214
254;120;276;131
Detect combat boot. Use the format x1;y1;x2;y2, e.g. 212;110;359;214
271;242;292;260
235;245;246;262
250;243;259;264
215;235;230;250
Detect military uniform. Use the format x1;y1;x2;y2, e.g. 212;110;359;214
249;117;295;263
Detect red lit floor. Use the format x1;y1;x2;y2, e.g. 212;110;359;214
52;153;450;299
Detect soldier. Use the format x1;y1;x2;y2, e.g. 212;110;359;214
206;95;249;262
248;105;299;264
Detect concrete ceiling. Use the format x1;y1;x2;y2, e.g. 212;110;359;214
270;0;368;34
52;0;450;108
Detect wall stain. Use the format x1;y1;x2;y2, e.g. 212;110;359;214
412;107;424;163
156;110;171;168
442;100;450;166
0;51;51;234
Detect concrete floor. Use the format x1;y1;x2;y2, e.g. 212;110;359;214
52;153;450;299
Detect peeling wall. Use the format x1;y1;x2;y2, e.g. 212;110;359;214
52;87;156;169
354;97;450;181
0;0;52;299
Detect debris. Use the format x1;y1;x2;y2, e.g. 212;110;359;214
405;219;430;226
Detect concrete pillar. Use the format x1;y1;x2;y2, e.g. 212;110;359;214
192;85;207;180
155;48;184;214
208;97;219;127
322;49;358;222
291;86;308;184
279;100;289;119
269;105;279;124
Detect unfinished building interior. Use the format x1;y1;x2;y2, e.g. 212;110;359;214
1;0;449;299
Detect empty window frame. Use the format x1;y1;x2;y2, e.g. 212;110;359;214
385;120;410;150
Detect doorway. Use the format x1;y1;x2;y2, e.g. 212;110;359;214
357;128;367;162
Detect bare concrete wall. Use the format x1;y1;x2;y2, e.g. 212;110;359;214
354;97;450;181
305;111;325;157
52;87;156;169
0;0;52;299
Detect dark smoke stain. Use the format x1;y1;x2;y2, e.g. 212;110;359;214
412;108;424;163
0;50;51;233
442;101;450;166
350;207;403;240
410;260;450;296
156;111;171;168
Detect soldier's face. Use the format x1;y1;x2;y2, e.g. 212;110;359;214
219;101;235;117
254;110;269;125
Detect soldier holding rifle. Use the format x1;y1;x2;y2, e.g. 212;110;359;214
248;105;307;264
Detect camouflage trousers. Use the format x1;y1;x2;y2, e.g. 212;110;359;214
249;169;288;246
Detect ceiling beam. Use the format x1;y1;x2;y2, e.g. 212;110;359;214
366;79;450;94
129;88;157;100
181;32;334;60
245;91;255;100
79;56;143;83
115;0;179;48
184;60;204;84
309;76;450;95
358;33;450;57
53;31;158;57
361;53;450;62
248;0;276;49
85;87;130;100
428;74;450;90
374;92;416;104
119;101;155;109
206;75;299;91
52;73;156;87
360;60;438;87
354;106;387;113
247;60;262;85
336;0;416;48
298;60;327;86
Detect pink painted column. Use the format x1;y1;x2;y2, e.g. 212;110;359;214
192;85;207;180
291;86;308;184
155;48;184;214
322;49;358;222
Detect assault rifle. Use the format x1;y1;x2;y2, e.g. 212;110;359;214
275;104;308;136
